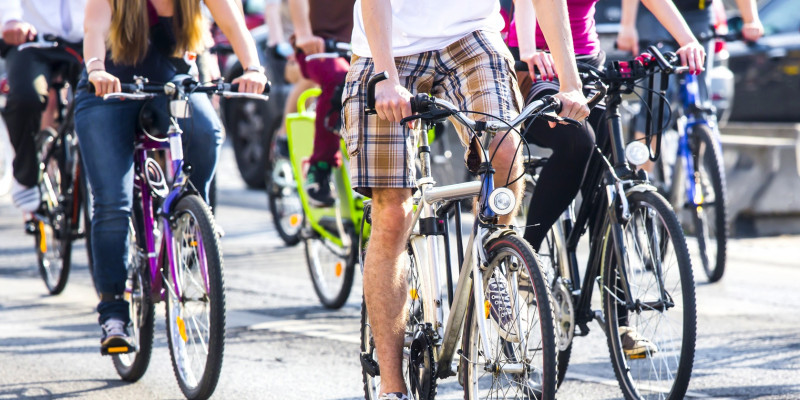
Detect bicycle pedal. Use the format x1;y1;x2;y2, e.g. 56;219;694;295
360;352;380;377
100;340;135;356
24;220;38;235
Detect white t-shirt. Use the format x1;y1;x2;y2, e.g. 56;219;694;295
351;0;504;58
0;0;86;43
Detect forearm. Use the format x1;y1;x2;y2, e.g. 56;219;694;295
514;0;537;56
734;0;759;23
362;0;397;80
82;0;110;70
207;0;260;69
530;0;580;90
0;0;23;26
641;0;697;46
620;0;639;29
288;0;313;38
265;2;284;44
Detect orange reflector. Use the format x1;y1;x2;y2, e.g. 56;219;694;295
177;316;187;342
107;346;129;353
410;289;418;300
289;214;301;227
335;262;343;277
484;300;491;319
38;221;47;253
190;240;198;247
629;353;646;360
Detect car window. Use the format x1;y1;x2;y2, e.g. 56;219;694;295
759;0;800;35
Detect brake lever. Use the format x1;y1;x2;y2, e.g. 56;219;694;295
541;111;582;128
399;114;423;126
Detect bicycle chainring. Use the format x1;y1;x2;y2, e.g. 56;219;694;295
552;279;575;351
408;326;437;400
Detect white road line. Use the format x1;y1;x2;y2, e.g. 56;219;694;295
567;372;739;399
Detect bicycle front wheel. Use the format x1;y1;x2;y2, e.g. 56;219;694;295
165;195;226;400
462;234;557;399
267;154;303;246
601;190;696;400
113;202;154;381
305;226;357;309
687;124;728;283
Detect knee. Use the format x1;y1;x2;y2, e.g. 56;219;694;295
489;135;522;171
370;189;413;238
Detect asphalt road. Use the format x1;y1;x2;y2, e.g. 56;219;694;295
1;144;799;400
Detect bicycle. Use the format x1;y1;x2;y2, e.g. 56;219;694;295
356;71;599;399
641;37;730;283
93;75;269;399
520;47;697;399
1;35;93;295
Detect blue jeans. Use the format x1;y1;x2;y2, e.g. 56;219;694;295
74;84;223;324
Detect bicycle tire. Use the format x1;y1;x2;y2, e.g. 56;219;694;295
688;124;727;283
361;246;430;399
267;152;303;246
35;135;72;295
600;190;696;400
305;226;357;309
112;201;154;381
462;234;557;400
165;195;226;400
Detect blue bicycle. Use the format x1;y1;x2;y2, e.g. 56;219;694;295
645;44;728;283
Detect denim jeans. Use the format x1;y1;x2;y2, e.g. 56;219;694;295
74;83;223;323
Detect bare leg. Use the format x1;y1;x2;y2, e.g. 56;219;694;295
489;131;525;225
364;187;414;395
276;76;316;138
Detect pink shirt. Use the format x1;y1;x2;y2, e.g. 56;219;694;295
503;0;600;56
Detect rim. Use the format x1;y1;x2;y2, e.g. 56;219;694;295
39;157;65;288
168;210;212;390
691;143;719;277
271;158;303;235
608;200;686;399
307;236;349;302
465;247;546;399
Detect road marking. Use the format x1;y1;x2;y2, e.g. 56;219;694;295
229;310;361;345
567;372;738;399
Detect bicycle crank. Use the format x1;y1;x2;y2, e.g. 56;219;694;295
408;325;437;400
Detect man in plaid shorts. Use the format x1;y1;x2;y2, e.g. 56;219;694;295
344;0;590;398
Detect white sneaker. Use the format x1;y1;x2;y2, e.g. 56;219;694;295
378;393;408;400
11;180;40;213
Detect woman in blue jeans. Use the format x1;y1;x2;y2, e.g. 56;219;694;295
75;0;267;354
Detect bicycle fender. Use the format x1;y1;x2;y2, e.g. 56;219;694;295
624;183;658;196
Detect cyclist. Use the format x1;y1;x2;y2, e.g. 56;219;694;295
505;0;706;356
0;0;85;215
76;0;267;354
617;0;763;171
288;0;354;207
346;0;590;398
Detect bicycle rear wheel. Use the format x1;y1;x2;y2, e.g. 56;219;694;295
687;124;727;283
165;195;225;400
601;190;696;400
267;153;303;246
462;234;557;400
35;135;72;295
305;225;357;309
113;201;154;381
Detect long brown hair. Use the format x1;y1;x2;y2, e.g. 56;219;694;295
108;0;205;65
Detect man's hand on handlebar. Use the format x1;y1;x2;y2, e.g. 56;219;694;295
374;78;413;123
675;41;706;75
89;70;122;97
295;33;325;56
232;70;268;94
2;21;37;46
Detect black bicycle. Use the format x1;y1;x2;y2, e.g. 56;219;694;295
2;35;93;295
520;47;697;399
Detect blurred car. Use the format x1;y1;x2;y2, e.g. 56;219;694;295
213;5;292;188
727;0;800;122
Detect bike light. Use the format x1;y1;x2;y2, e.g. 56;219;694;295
488;187;516;216
625;141;650;166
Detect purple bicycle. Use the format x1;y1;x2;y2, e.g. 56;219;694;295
97;75;269;399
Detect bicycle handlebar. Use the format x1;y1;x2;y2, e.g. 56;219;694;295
95;77;270;102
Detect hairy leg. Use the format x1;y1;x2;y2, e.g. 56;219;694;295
363;187;414;394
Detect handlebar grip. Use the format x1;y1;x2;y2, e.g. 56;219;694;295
87;82;139;95
365;71;388;115
228;81;272;95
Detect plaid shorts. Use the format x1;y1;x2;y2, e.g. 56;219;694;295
342;30;523;197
